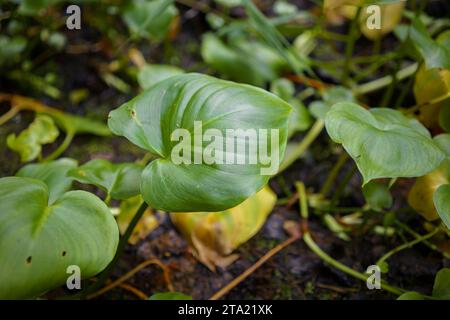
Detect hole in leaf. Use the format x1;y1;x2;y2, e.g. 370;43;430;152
62;251;67;257
26;256;32;264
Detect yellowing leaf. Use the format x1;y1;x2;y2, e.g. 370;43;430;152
360;2;405;40
323;0;405;40
116;195;158;245
7;114;59;162
408;162;450;221
413;56;450;130
170;186;277;271
408;134;450;221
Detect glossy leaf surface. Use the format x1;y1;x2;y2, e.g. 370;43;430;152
108;73;291;211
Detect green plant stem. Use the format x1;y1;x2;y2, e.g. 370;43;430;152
42;131;75;162
320;152;349;197
278;120;324;173
376;228;441;267
81;201;149;298
395;221;450;259
303;232;404;296
354;63;418;96
296;181;308;219
331;165;357;206
342;6;362;85
0;105;20;126
297;183;404;296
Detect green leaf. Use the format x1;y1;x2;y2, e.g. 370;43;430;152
270;78;295;101
16;158;78;204
108;73;291;212
122;0;178;41
242;0;310;75
0;177;119;299
149;292;192;300
18;0;62;15
201;33;288;86
397;292;425;300
49;111;111;136
432;268;450;299
68;159;143;200
137;64;184;90
409;18;450;70
408;134;450;222
0;35;27;67
325;102;445;184
7;114;59;162
310;86;355;120
435;133;450;156
362;181;393;211
270;79;312;134
434;184;450;230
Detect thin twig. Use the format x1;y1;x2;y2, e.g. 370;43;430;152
209;235;300;300
88;258;173;299
118;283;148;300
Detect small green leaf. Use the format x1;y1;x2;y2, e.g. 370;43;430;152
363;181;393;211
137;64;184;90
7;114;59;162
108;73;291;212
432;268;450;299
310;86;355;120
57;113;111;136
122;0;178;41
377;261;389;273
0;177;119;299
270;78;295;102
201;33;288;86
68;159;143;200
325;102;445;184
409;18;450;70
16;158;78;204
397;292;425;300
0;35;27;67
149;292;193;300
434;184;450;230
18;0;61;15
270;79;312;134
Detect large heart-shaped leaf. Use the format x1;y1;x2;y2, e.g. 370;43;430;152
16;158;78;204
170;186;276;270
0;177;119;299
325;102;445;184
68;159;143;200
108;73;291;212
